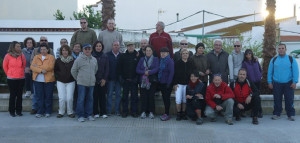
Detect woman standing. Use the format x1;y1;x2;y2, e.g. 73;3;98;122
3;41;26;117
31;43;55;118
55;45;75;118
158;47;174;121
174;48;195;121
242;49;262;90
22;37;36;98
136;46;159;119
92;41;109;118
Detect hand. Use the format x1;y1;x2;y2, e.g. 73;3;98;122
186;95;193;99
245;96;252;104
205;69;210;75
237;103;244;110
100;79;106;87
195;94;203;99
290;83;296;89
174;85;178;91
215;105;223;111
199;72;205;76
145;70;149;76
268;83;273;89
41;70;47;74
214;94;221;99
25;67;30;73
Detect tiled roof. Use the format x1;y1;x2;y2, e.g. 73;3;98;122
280;36;300;42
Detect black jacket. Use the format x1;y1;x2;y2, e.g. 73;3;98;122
173;59;195;85
117;50;139;80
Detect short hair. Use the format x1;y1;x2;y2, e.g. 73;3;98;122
80;17;87;21
213;73;222;79
195;42;205;51
278;43;286;49
40;43;50;54
40;36;47;41
107;18;115;22
157;21;165;29
214;39;223;44
92;41;105;52
23;37;36;48
60;38;68;43
73;43;82;49
180;48;189;56
59;45;72;56
7;41;21;53
238;68;247;74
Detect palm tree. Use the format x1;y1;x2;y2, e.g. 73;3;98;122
101;0;115;30
261;0;277;94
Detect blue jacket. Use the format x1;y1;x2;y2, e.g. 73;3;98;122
268;55;299;83
107;51;121;81
136;57;159;82
159;57;174;86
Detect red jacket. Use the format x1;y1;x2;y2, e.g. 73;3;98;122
232;82;252;103
149;31;173;58
3;53;26;79
205;82;234;109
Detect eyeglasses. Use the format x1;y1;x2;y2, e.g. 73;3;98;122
80;22;86;24
40;40;47;42
234;45;241;47
180;43;188;45
214;44;222;46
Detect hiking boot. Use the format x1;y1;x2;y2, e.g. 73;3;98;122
271;115;280;120
140;112;146;119
288;116;295;121
149;112;154;119
196;118;203;125
68;114;75;118
160;114;170;121
225;120;233;125
252;117;259;125
30;109;37;115
57;114;63;118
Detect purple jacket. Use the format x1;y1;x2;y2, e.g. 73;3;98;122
242;60;262;83
159;58;174;86
136;57;159;82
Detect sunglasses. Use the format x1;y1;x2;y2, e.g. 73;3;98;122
180;43;188;45
246;52;252;55
80;22;87;24
234;45;241;47
40;40;47;42
83;48;91;50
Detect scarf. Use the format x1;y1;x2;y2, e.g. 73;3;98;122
158;55;170;80
60;56;73;63
189;79;200;90
93;51;103;58
143;55;154;68
9;51;22;58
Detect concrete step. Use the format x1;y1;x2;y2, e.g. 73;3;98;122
1;93;300;115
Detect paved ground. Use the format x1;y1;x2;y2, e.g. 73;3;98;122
0;112;299;143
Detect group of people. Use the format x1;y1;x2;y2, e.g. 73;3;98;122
2;18;299;125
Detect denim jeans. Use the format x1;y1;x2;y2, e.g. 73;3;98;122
76;84;94;118
122;80;138;114
32;83;38;110
106;81;121;114
34;81;55;114
273;81;295;117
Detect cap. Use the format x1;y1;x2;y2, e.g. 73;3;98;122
82;44;92;49
126;42;134;46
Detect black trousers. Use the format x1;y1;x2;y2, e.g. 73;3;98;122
7;79;25;114
233;95;261;117
187;99;205;120
93;83;107;115
160;83;172;115
140;83;156;113
73;81;78;110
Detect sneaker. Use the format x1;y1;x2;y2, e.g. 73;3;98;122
160;114;170;121
252;117;259;125
68;114;75;118
271;115;280;120
35;114;43;118
102;115;108;119
25;91;31;98
45;114;50;118
30;109;37;115
57;114;63;118
196;118;204;125
94;114;100;118
149;112;154;119
88;116;95;121
16;113;23;116
288;116;295;121
78;117;85;122
225;120;234;125
140;112;146;119
210;118;217;122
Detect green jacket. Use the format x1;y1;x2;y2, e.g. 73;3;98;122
70;28;97;48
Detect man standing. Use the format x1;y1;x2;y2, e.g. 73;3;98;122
173;39;193;62
55;38;68;58
268;44;299;121
70;17;97;48
98;18;125;54
117;42;139;118
206;39;229;83
230;69;261;124
149;21;173;58
106;41;122;116
228;41;244;83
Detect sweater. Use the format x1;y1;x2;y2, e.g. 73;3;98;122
206;50;229;83
136;56;159;82
3;53;26;79
70;28;97;48
241;60;262;83
173;59;195;85
98;29;125;53
30;54;55;82
205;82;234;109
54;58;75;83
149;31;173;58
71;54;98;86
22;48;34;68
228;50;244;81
191;54;209;82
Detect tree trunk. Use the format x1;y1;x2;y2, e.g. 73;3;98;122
261;0;277;94
101;0;115;30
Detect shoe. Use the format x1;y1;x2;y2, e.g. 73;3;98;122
88;116;95;121
160;114;170;121
102;115;108;119
288;116;295;121
122;113;128;118
45;114;50;118
57;114;63;118
181;112;188;120
271;115;280;120
252;117;259;125
16;112;23;116
94;114;100;118
131;113;138;118
196;118;204;125
10;113;16;117
30;109;37;115
235;116;241;121
149;112;154;119
68;114;75;118
176;112;181;121
140;112;146;119
240;111;246;117
225;120;233;125
35;114;43;118
210;118;217;122
115;112;121;116
78;117;85;122
25;91;31;98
